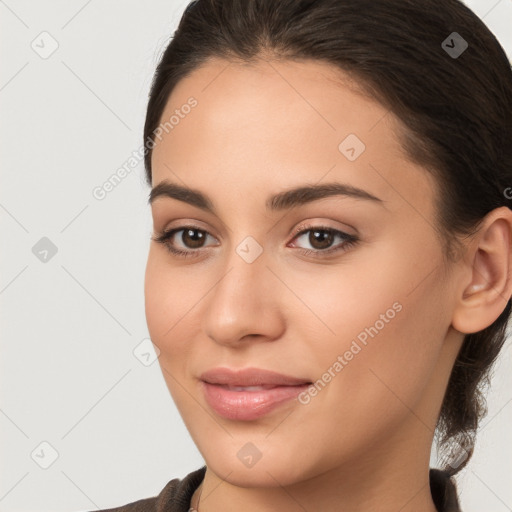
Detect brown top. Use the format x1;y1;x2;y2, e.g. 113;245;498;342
90;466;461;512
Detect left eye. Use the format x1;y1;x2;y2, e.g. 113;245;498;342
289;226;359;256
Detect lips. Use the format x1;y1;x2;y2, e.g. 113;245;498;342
199;367;313;421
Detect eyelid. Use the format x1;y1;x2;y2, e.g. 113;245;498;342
159;218;216;236
289;220;357;239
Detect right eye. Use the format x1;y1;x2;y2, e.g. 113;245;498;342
151;225;217;258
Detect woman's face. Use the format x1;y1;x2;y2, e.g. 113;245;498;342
145;57;465;487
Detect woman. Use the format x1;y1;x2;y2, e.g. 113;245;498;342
96;0;512;510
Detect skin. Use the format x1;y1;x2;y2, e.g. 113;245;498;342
144;56;512;512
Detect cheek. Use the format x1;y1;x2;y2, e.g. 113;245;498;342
302;229;445;362
312;293;444;469
144;251;203;370
144;249;229;428
144;258;193;417
294;240;448;442
145;248;193;333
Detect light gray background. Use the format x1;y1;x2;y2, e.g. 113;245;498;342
1;1;511;511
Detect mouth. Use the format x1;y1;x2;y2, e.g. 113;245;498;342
200;372;312;421
199;367;313;421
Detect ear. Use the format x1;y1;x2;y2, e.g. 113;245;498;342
452;206;512;335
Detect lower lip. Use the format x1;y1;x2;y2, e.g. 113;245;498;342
201;381;311;421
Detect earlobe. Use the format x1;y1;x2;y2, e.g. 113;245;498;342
451;207;512;335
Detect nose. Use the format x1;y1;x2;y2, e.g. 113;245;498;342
202;238;285;348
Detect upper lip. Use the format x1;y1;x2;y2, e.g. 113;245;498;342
200;367;312;387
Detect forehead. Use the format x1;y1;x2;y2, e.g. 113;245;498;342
150;57;438;220
153;57;390;156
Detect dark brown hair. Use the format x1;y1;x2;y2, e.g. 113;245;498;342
143;0;512;475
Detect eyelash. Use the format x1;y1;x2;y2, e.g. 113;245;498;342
151;223;359;260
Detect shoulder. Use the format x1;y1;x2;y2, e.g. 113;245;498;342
90;466;207;512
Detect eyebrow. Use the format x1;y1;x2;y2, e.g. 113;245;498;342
148;179;385;213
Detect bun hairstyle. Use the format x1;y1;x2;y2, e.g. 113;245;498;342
143;0;512;475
